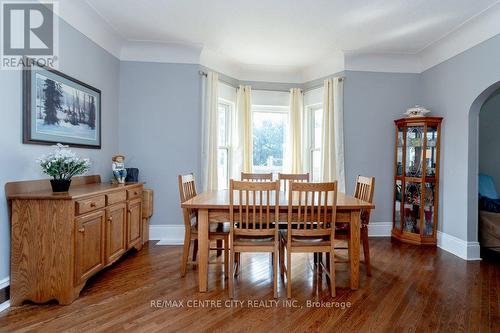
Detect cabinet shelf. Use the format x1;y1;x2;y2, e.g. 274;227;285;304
392;117;442;245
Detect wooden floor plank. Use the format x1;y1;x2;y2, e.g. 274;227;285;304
0;239;498;333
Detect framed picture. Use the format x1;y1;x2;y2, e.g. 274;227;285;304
23;59;101;149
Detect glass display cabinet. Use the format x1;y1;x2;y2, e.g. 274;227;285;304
392;117;443;245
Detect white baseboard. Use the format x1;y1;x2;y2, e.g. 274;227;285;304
150;225;185;245
367;222;392;237
437;231;481;261
0;277;10;313
150;222;393;245
149;225;482;261
0;277;9;290
0;301;10;313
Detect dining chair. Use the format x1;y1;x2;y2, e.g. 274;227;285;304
279;181;338;298
278;173;309;192
178;173;229;277
241;172;273;182
334;175;375;276
228;180;280;298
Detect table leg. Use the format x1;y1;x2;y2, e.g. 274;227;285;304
198;209;209;292
349;210;360;290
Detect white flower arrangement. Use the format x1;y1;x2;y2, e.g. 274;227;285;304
38;143;91;180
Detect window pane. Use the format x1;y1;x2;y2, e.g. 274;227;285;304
252;111;286;173
218;105;227;146
314;108;322;149
312;150;321;182
218;148;228;189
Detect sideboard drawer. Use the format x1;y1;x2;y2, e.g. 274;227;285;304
76;196;106;215
106;191;126;205
127;188;142;200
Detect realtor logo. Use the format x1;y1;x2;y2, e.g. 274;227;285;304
1;1;58;69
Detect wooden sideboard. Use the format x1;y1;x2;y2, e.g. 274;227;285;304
6;175;144;305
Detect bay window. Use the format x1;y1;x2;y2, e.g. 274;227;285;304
252;105;288;174
217;100;232;189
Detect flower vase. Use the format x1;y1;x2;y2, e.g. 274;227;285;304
50;179;72;192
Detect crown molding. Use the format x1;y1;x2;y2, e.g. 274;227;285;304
120;41;202;64
55;0;124;58
419;2;500;72
344;52;421;74
53;0;500;80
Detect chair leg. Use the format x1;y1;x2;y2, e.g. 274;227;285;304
229;249;235;299
224;237;229;278
192;239;198;262
329;249;336;297
286;248;292;299
313;253;318;264
318;253;323;265
273;246;278;298
325;252;330;270
361;225;372;276
279;240;285;278
216;239;223;257
235;253;241;275
180;231;191;277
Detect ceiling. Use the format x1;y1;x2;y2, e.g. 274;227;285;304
86;0;499;70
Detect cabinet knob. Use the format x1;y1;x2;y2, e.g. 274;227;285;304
134;191;138;195
108;217;113;222
90;202;96;208
78;228;85;233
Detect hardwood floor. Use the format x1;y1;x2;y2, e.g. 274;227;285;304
0;238;498;332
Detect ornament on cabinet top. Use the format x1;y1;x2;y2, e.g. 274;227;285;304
405;105;430;118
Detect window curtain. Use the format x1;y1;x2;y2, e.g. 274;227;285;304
320;77;345;192
201;71;219;191
288;88;304;173
232;85;253;179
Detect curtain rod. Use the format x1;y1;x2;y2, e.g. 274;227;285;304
199;70;344;93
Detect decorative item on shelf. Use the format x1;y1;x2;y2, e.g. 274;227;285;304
405;105;430;118
125;167;139;182
37;143;91;192
112;155;127;184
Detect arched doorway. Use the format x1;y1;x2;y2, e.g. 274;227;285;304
468;81;500;255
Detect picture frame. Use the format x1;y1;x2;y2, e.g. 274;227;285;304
23;58;102;149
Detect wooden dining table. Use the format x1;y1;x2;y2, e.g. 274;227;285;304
181;190;375;292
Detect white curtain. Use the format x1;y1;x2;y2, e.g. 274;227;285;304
201;71;219;191
288;88;304;173
232;85;253;178
320;77;345;192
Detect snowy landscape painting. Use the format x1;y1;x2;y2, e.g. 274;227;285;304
24;63;101;148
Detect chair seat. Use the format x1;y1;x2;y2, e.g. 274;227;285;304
234;235;275;247
192;222;230;235
279;230;331;246
335;212;369;232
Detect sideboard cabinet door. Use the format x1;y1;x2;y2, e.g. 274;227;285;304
106;203;127;264
75;210;106;284
127;198;142;248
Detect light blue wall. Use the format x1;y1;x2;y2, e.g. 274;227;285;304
118;62;201;226
343;71;421;223
421;33;500;241
479;89;500;193
0;20;120;281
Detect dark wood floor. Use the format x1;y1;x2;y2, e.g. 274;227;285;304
0;238;498;332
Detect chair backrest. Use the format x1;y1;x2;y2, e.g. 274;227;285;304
178;173;197;227
278;173;309;192
287;182;337;238
241;172;273;182
229;180;280;237
353;176;375;224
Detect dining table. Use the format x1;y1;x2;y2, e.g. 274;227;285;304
181;190;375;292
